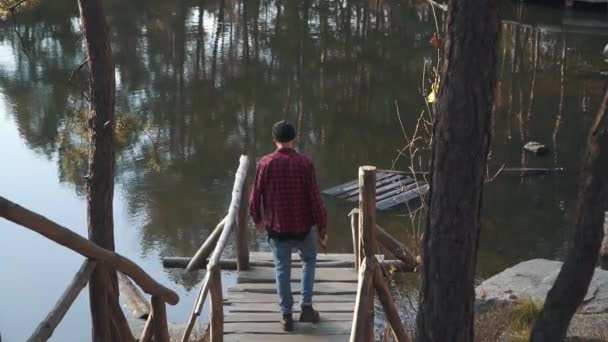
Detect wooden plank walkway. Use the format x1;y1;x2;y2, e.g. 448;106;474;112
222;252;357;341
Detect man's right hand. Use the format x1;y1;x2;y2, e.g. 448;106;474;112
318;232;328;250
255;222;265;237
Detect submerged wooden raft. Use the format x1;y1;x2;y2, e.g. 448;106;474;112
323;171;428;211
222;252;357;341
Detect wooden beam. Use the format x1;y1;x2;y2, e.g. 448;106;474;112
349;209;417;272
151;296;170;342
139;313;154;342
350;258;374;342
208;155;250;269
185;217;226;273
28;260;97;342
373;263;410;342
358;166;377;341
181;272;211;342
237;181;252;271
209;267;224;341
118;272;150;319
0;196;179;305
182;156;249;341
376;224;416;271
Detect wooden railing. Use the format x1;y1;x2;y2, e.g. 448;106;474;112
181;155;250;342
350;166;412;342
0;196;180;342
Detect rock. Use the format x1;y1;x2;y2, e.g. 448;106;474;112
524;141;549;155
476;259;608;341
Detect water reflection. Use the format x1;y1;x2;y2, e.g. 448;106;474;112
0;0;606;283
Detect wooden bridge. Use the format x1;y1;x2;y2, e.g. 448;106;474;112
0;155;416;341
164;158;416;342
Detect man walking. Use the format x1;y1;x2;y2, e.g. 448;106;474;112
250;120;328;331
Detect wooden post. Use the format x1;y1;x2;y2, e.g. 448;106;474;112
373;263;410;342
0;196;179;305
358;165;377;341
349;208;360;271
28;260;97;342
209;267;224;341
237;181;252;271
139;313;154;342
185;217;226;272
600;212;608;270
117;272;150;319
359;166;377;258
151;296;170;342
350;258;374;342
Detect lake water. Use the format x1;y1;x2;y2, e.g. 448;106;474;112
0;0;607;340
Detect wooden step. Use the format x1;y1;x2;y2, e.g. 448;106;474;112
224;312;353;323
228;282;358;295
224;293;356;303
227;302;355;313
237;267;357;284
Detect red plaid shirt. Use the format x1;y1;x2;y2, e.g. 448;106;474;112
249;147;327;237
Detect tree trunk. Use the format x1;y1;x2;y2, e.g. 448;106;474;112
77;0;118;340
415;0;499;341
530;84;608;341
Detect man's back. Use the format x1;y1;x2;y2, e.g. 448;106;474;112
250;147;326;239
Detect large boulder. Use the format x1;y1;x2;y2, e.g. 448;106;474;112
476;259;608;341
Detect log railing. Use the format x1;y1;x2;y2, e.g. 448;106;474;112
350;166;413;342
0;196;179;342
181;155;250;342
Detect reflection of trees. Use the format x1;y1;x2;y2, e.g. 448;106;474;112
0;0;437;268
2;0;607;280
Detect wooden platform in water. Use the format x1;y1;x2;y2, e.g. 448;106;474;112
322;171;428;211
222;252;357;341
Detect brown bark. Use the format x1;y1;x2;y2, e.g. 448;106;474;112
151;296;170;342
415;0;499;340
530;84;608;341
77;0;118;340
209;267;224;341
350;257;374;342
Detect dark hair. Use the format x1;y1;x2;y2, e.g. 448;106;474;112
272;120;296;143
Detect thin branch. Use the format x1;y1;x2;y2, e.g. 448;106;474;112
9;8;30;58
6;0;29;11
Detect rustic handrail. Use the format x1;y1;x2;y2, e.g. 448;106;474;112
349;208;416;272
181;155;250;342
350;166;411;342
28;260;98;342
185;217;227;272
0;196;179;305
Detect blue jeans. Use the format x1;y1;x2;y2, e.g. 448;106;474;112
268;227;318;315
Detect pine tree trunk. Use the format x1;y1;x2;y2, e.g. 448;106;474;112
530;84;608;341
415;0;499;341
77;0;119;340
